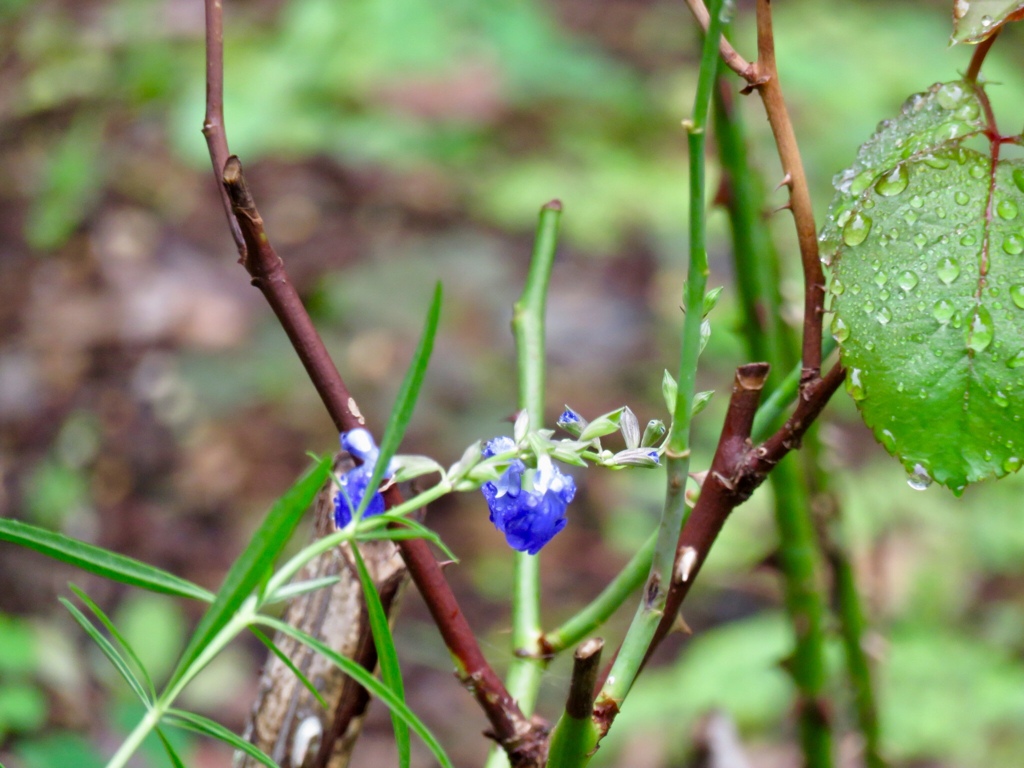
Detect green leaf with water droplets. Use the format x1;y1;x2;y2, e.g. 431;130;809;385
950;0;1024;45
821;80;1024;493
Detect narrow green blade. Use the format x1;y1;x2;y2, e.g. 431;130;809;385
164;709;276;768
248;626;329;711
60;597;150;705
351;547;410;768
0;519;212;602
155;726;188;768
359;515;457;562
69;584;155;699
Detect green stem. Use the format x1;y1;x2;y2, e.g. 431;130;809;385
106;606;254;768
541;531;656;655
829;514;884;768
806;448;885;768
598;0;726;710
106;707;162;768
546;638;603;768
485;202;562;768
770;457;833;768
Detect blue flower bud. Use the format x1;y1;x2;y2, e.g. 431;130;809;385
483;435;517;459
556;407;587;437
334;429;392;529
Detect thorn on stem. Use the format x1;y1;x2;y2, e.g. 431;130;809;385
676;546;699;583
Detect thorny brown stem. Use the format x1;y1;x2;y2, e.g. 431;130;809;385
202;0;243;255
686;0;825;379
203;2;537;763
646;361;844;663
593;361;844;731
751;0;824;379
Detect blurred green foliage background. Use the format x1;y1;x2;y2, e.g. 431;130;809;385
2;0;1024;766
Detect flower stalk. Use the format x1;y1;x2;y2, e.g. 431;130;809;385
484;201;564;768
596;0;727;714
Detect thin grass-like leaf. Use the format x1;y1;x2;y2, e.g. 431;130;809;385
262;575;341;606
155;726;188;768
257;616;453;768
69;584;155;699
60;597;150;705
0;519;213;602
351;547;410;768
355;283;443;520
166;457;331;690
249;626;328;711
164;708;276;768
359;515;457;561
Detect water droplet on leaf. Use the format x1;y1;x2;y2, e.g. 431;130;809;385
937;257;960;285
1004;456;1022;473
993;391;1010;408
875;165;909;197
1010;285;1024;309
842;213;872;246
848;368;866;401
897;271;919;292
876;307;892;325
850;171;875;196
1004;234;1024;255
956;102;980;121
1007;350;1024;369
831;315;850;342
997;199;1019;220
966;306;994;353
922;154;950;170
907;463;932;490
954;191;970;206
933;299;955;324
1013;169;1024;195
936;83;965;110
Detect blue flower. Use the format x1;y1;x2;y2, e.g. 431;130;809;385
556;407;587;437
481;441;576;555
334;428;392;529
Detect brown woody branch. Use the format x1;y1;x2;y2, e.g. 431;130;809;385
646;361;844;659
203;0;535;761
202;0;244;256
594;358;843;719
